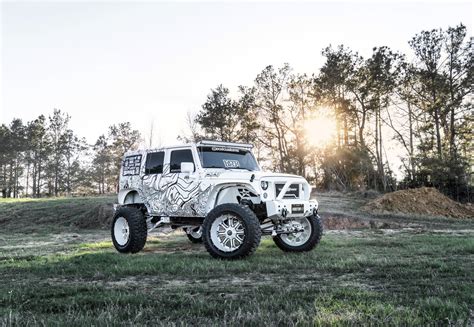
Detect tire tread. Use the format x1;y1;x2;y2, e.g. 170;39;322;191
111;206;147;253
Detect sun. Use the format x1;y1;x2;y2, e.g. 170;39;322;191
303;116;337;147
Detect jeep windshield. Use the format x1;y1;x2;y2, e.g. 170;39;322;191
197;146;259;171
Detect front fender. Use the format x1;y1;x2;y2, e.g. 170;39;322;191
206;182;259;213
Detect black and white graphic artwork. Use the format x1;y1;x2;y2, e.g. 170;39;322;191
122;155;142;176
141;164;211;217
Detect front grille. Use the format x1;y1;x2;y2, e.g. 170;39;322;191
275;183;300;198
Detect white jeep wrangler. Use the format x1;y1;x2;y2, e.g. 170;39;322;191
112;140;322;259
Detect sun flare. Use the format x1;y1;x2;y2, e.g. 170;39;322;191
304;116;337;147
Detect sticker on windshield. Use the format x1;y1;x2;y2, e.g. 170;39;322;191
212;147;239;153
223;159;240;168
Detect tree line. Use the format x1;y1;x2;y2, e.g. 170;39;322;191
0;109;141;197
1;23;471;201
185;24;472;201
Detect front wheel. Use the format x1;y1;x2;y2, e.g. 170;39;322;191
202;204;261;260
273;214;323;252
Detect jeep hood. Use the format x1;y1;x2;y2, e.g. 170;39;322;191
203;169;306;182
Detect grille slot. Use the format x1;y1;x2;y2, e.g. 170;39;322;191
275;183;300;199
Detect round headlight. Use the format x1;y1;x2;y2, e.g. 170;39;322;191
261;181;269;190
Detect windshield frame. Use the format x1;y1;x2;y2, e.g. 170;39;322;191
197;146;260;171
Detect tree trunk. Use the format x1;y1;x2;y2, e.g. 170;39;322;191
374;107;385;191
448;65;456;160
378;111;386;191
431;84;443;159
408;102;415;182
54;161;59;197
13;159;17;198
374;109;380;190
32;160;37;197
343;113;349;146
272;112;285;172
434;107;443;159
359;109;366;148
37;158;42;197
8;163;13;198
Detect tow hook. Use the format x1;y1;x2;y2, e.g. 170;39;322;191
281;208;288;218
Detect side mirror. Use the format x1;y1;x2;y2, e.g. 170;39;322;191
181;162;194;174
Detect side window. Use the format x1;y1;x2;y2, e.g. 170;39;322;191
145;151;164;175
122;155;142;176
170;149;195;173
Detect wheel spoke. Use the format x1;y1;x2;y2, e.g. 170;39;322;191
223;237;230;246
210;213;251;253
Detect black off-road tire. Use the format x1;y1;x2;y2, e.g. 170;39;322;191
185;226;203;243
111;206;147;254
273;214;323;252
202;204;261;260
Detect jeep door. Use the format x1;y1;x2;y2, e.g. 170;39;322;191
161;148;203;216
141;150;166;214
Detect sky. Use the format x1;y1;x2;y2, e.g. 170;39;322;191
1;0;472;151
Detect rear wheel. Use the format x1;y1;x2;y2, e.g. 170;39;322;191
111;207;147;253
185;226;203;243
203;204;261;260
273;214;323;252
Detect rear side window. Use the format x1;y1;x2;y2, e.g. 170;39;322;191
122;154;142;176
145;151;164;174
170;149;195;173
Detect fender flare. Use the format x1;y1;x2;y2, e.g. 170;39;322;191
206;182;259;212
118;189;143;205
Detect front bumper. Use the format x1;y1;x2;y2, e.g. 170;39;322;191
266;199;318;220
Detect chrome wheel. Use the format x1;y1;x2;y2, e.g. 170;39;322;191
279;217;312;246
210;214;245;252
114;217;130;246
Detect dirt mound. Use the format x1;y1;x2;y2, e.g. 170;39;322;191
321;214;400;230
362;187;474;218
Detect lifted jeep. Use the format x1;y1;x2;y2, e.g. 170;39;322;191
112;140;322;259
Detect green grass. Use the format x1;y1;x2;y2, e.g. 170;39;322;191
0;230;473;326
0;194;473;325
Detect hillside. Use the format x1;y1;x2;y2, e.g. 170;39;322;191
1;191;472;234
0;196;116;232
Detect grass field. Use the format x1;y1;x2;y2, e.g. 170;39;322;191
0;195;473;326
